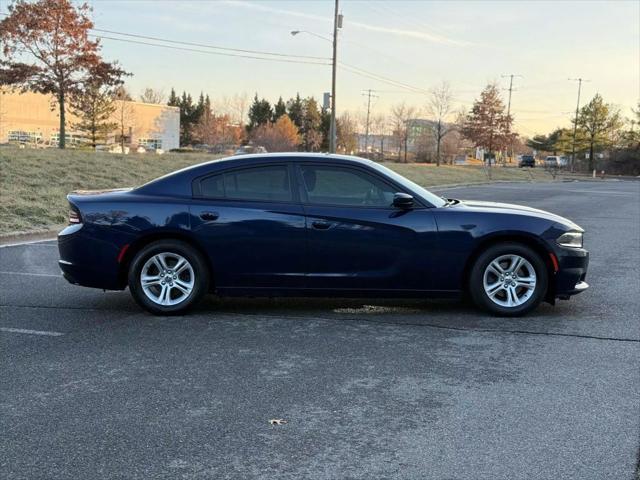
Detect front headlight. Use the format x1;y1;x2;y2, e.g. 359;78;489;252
556;231;583;248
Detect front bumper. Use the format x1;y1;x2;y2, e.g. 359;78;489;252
553;246;589;298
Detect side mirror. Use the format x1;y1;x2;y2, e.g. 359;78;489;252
393;192;414;209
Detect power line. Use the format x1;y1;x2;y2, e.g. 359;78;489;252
0;11;329;63
1;9;432;95
88;35;331;65
340;63;429;95
92;28;330;61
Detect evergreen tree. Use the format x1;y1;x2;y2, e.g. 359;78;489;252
194;92;206;125
301;97;322;152
70;79;118;148
179;91;196;145
247;94;273;132
287;93;304;128
273;97;287;122
320;107;331;151
167;88;179;107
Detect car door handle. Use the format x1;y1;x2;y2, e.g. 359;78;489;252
311;220;332;230
199;211;219;221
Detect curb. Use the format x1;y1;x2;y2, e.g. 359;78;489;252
0;229;59;247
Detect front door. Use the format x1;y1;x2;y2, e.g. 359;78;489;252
191;163;307;290
298;164;439;292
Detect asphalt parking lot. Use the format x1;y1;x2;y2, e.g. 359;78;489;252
1;180;639;480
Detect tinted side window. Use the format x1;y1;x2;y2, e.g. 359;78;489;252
300;166;396;207
200;174;224;198
199;165;292;201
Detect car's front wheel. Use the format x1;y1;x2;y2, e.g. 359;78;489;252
469;242;548;316
128;240;209;315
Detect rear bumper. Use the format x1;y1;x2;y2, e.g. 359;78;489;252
58;224;125;290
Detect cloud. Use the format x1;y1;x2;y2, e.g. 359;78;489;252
221;0;471;46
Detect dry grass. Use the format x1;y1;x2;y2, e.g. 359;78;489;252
0;147;221;234
387;162;567;187
0;147;576;235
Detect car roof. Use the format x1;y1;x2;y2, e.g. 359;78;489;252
136;153;378;196
200;152;374;167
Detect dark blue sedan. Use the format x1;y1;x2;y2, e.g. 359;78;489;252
58;153;589;316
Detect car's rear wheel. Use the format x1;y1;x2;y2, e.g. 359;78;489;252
128;240;209;315
469;242;548;316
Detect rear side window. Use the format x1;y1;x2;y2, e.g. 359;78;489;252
199;165;292;202
200;175;224;197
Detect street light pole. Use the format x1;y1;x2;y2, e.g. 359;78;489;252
330;0;339;153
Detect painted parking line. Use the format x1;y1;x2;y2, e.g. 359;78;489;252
0;327;64;336
0;271;61;278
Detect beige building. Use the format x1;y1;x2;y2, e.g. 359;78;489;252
0;90;180;150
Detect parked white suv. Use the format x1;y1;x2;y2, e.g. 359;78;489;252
544;155;568;168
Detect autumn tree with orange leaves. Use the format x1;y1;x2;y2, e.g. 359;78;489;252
250;115;301;152
0;0;127;148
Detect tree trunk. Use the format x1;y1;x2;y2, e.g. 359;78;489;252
58;91;66;149
589;141;595;171
404;134;408;163
436;121;441;167
488;133;493;167
120;104;125;152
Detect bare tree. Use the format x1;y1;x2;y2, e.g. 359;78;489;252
427;81;453;166
370;114;388;157
229;92;249;126
391;102;416;162
336;111;358;153
139;87;164;104
112;86;135;152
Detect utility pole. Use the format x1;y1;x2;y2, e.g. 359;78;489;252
569;78;589;172
329;0;340;153
361;89;378;157
501;74;521;163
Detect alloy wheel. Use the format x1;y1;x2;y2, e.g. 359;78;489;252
482;254;537;308
140;252;195;306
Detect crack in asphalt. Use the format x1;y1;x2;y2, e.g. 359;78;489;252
2;303;639;344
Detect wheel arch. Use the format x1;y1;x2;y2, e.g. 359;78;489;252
117;230;213;290
461;232;557;301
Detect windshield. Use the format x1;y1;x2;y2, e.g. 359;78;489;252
371;163;447;208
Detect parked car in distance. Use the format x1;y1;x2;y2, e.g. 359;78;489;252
545;155;568;168
519;155;536;168
234;145;267;155
58;153;589;317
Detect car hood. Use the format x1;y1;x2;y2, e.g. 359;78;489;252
455;199;583;231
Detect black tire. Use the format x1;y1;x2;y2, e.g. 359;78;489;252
128;239;210;315
468;242;548;317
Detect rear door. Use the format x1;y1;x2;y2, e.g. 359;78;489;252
191;163;307;290
297;163;439;292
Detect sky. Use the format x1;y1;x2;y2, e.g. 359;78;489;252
38;0;640;135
